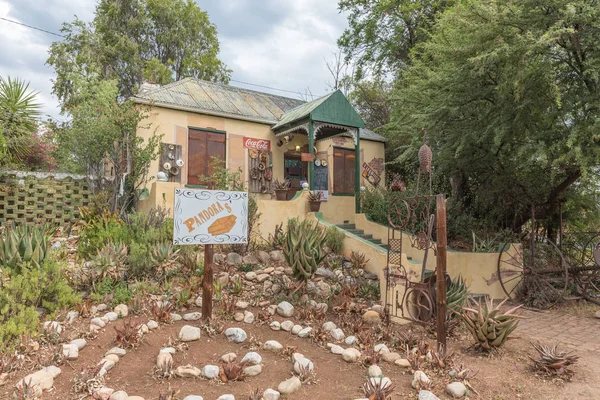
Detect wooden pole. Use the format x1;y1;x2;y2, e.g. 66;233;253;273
435;194;447;355
202;182;215;321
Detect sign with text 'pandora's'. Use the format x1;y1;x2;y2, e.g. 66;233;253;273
243;136;270;151
173;189;248;245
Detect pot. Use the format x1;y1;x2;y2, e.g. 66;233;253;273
309;200;321;212
275;189;288;201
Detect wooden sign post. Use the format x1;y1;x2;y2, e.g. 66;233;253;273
172;184;249;322
435;194;448;355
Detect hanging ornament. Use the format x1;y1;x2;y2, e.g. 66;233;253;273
418;128;433;173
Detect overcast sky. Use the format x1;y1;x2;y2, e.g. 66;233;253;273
0;0;349;120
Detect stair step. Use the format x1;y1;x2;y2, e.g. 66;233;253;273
347;229;365;235
369;239;382;245
336;224;356;230
358;234;373;240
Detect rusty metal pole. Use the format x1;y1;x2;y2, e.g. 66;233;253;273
202;182;215;321
435;194;447;355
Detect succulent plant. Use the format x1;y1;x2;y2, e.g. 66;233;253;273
459;297;521;351
0;224;51;270
447;275;469;313
530;342;579;377
273;178;291;190
92;242;127;280
283;219;327;282
150;241;180;265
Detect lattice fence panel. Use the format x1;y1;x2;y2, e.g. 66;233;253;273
0;173;91;226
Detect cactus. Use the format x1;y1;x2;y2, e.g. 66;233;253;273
0;224;51;270
283;219;328;282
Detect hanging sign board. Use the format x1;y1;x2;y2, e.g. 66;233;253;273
362;162;381;186
243;136;271;151
173;188;248;245
301;153;315;162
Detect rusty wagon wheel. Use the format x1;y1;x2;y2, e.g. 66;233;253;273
497;241;569;309
405;286;434;322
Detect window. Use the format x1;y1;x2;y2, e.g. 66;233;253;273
187;129;225;185
333;148;355;194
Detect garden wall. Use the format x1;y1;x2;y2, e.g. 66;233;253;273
0;171;91;226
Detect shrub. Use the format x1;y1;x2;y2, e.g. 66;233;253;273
325;226;345;255
78;212;130;259
360;187;391;226
92;278;133;305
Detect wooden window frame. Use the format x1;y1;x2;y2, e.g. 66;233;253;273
187;128;226;186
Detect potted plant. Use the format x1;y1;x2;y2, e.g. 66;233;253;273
273;178;290;201
308;190;322;212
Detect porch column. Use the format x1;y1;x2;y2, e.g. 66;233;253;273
308;120;315;190
355;128;361;213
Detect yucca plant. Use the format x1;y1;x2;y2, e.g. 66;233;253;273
0;224;50;270
530;342;579;378
459;298;521;351
283;218;328;282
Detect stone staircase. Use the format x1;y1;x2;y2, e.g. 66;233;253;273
335;222;386;250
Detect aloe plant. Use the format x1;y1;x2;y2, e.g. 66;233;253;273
0;224;51;269
459;298;521;351
283;219;328;282
447;275;469;314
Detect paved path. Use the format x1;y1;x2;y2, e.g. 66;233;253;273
516;308;600;353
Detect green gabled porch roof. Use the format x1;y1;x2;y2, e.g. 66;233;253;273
272;89;365;131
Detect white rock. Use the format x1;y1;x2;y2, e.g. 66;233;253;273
382;352;401;363
105;354;120;363
369;377;392;390
328;344;345;355
175;365;202;378
236;301;250;309
96;304;108;311
412;370;431;389
109;391;128;400
171;313;182;322
16;370;53;392
183;312;202;321
106;347;126;357
92;387;114;400
395;358;411;368
243;311;255;324
291;325;303;335
298;327;312;338
374;344;390;354
245;271;257;281
66;311;79;324
241;352;262;366
101;359;115;372
183;396;204;400
126;397;144;400
418;390;441;400
293;358;314;374
243;365;263;376
41;366;61;378
446;382;468;398
160;347;176;354
156;353;173;369
278;376;301;394
62;344;79;360
70;338;87;350
281;320;294;331
217;395;235;400
221;352;236;362
345;336;357;345
316;302;328;313
322;321;336;332
270;321;281;331
276;301;294;317
179;325;201;342
202;365;220;379
112;304;128;317
264;340;283;351
292;353;305;362
147;320;159;330
225;327;247;343
195;296;203;307
90;318;106;328
234;312;244;322
263;388;281;400
330;328;345;341
104;312;118;321
368;365;383;378
342;348;361;363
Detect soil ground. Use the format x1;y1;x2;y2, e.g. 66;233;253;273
3;302;599;400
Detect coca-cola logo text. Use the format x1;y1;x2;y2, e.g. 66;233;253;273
243;137;270;150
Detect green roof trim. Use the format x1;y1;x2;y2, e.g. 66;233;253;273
273;90;365;131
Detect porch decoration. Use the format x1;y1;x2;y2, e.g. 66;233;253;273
307;191;322;212
273;178;290;201
159;143;183;183
248;149;273;193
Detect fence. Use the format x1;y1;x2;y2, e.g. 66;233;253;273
0;171;92;226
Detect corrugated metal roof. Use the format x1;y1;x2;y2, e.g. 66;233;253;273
359;128;387;143
133;78;305;123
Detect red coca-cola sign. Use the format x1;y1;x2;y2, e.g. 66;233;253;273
243;137;270;151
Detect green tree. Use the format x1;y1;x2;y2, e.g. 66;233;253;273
53;80;161;214
338;0;455;79
391;0;600;232
0;77;41;165
48;0;231;109
348;78;393;131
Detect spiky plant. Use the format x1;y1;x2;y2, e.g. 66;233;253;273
459;298;521;351
114;318;142;349
220;361;247;383
283;218;328;282
151;301;173;324
447;275;469;313
0;224;50;270
363;377;393;400
530;342;579;378
92;242;127;280
247;388;261;400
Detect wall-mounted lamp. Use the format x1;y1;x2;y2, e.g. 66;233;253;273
295;145;301;152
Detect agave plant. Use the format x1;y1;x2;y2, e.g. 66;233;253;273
283;218;328;282
0;224;50;269
92;242;127;280
459;297;521;351
447;275;469;313
151;241;180;265
530;342;579;377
